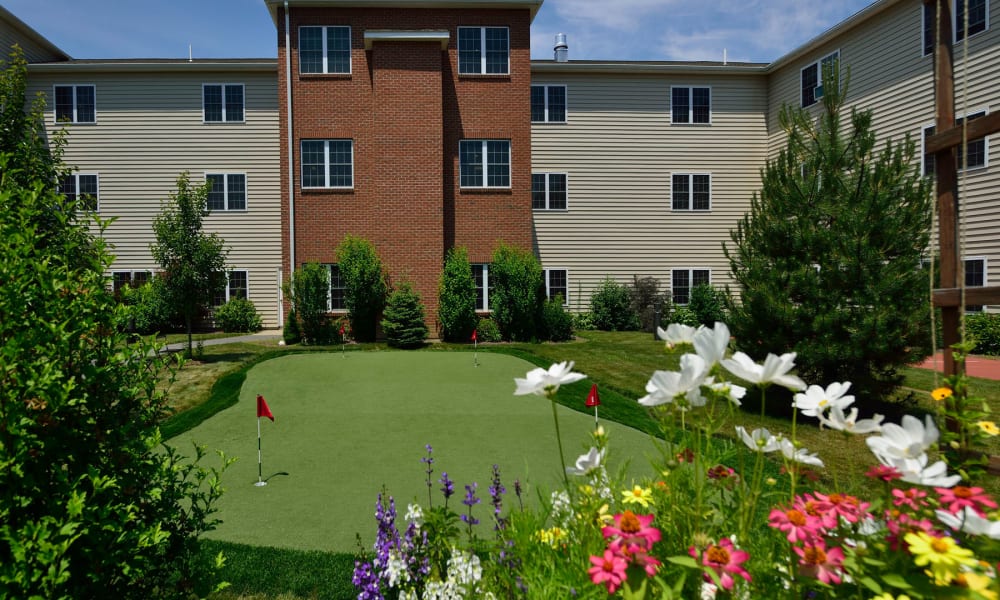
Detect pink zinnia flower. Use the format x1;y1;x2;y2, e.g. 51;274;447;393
689;538;751;590
602;510;661;549
769;506;822;544
935;486;998;517
588;549;628;594
892;487;928;510
795;541;844;585
865;464;903;482
794;493;838;531
813;492;869;524
611;539;662;577
885;511;937;551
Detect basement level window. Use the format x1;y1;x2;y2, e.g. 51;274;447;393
458;27;509;75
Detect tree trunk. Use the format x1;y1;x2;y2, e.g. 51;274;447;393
185;312;193;358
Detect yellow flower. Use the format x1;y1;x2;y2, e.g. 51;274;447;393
595;503;613;526
870;594;911;600
931;387;953;402
535;527;566;546
621;485;653;508
904;532;977;585
955;572;998;600
977;421;1000;436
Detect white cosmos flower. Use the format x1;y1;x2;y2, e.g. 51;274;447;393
657;323;701;347
710;381;746;406
735;426;782;453
566;447;604;476
514;361;586;396
721;351;806;391
936;507;1000;539
871;451;960;488
638;353;709;407
693;322;730;367
778;438;824;467
793;382;855;418
865;414;939;460
817;406;884;434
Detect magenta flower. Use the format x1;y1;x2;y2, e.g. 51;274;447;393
891;487;928;510
794;541;844;585
601;510;661;549
689;538;751;590
609;539;662;577
885;511;937;551
588;549;628;594
865;464;903;482
813;492;869;524
794;493;838;531
935;486;998;517
769;506;823;544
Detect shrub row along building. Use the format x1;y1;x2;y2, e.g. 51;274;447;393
2;0;997;330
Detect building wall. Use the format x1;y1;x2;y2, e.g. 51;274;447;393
0;16;64;63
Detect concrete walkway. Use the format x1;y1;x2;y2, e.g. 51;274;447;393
160;329;283;353
914;352;1000;381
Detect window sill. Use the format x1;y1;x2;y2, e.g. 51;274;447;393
55;121;97;126
671;209;712;213
533;208;568;213
531;121;568;125
301;187;355;194
460;187;512;194
458;73;511;80
670;122;712;126
299;73;352;80
207;209;249;214
203;120;247;125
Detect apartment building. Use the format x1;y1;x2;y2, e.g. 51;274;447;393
2;0;997;330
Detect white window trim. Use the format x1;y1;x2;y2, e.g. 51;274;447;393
63;173;100;212
458;26;510;75
459;139;511;189
923;0;990;56
220;269;250;304
472;263;490;312
53;84;96;124
301;139;354;189
921;107;990;174
964;256;988;312
800;50;839;108
298;25;353;75
532;172;569;211
204;172;248;211
202;83;245;124
543;268;569;304
322;264;348;313
670;85;712;125
671;268;711;305
670;172;712;212
531;84;567;123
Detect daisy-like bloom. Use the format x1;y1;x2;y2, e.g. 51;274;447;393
905;531;977;585
795;493;838;530
865;464;903;482
931;387;953;402
778;438;825;468
693;322;730;367
866;414;939;461
721;351;807;391
588;549;628;594
535;526;566;546
817;406;884;434
813;492;869;524
707;465;737;480
710;381;747;406
954;572;997;600
935;506;1000;540
793;382;855;418
935;486;998;517
735;426;782;453
689;538;751;591
639;353;710;408
977;420;1000;436
891;488;928;510
872;452;961;488
601;510;662;548
885;511;937;551
513;361;586;397
657;322;701;347
794;540;845;585
621;485;654;508
566;447;604;476
871;593;912;600
769;506;823;543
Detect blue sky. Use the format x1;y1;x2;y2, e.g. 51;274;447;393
6;0;876;63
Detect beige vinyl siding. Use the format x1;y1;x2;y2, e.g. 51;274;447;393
531;72;767;311
0;22;64;63
27;68;283;327
767;0;1000;310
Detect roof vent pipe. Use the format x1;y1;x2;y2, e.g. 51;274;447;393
554;33;568;62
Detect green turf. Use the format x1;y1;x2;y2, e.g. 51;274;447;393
171;351;661;553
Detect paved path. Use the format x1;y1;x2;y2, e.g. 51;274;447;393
160;329;283;353
914;352;1000;381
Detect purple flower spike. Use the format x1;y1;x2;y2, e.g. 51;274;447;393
439;471;455;506
463;482;481;507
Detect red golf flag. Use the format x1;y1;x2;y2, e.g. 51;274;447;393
471;329;477;342
586;384;601;407
257;394;274;421
339;322;346;337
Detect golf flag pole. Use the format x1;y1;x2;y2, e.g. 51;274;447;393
586;384;601;428
472;328;478;367
255;394;274;487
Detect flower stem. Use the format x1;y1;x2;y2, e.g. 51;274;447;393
549;396;571;493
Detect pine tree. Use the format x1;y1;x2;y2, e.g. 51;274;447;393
724;69;933;399
382;281;429;348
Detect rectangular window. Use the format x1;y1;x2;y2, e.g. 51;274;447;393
532;172;567;210
801;51;838;107
924;0;989;56
671;269;710;305
459;140;510;188
301;139;353;188
458;26;509;75
203;84;244;123
923;110;988;174
671;173;711;211
671;86;711;124
965;257;986;312
214;270;249;306
471;264;491;311
59;173;99;211
531;85;567;123
54;84;95;123
299;26;351;74
205;173;247;211
111;270;152;295
323;264;346;311
544;268;568;303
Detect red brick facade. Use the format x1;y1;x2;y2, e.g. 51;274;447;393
276;5;534;336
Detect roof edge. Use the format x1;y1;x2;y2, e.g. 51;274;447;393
26;60;278;73
264;0;544;26
531;60;768;76
0;5;71;61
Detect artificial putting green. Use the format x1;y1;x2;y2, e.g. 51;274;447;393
171;351;661;553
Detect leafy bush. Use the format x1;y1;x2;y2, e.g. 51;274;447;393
668;304;701;327
336;235;388;343
540;296;574;342
285;263;332;345
572;311;596;331
122;277;180;335
967;312;1000;356
438;247;477;342
490;244;544;341
213;298;263;333
381;282;429;349
475;317;502;342
689;283;728;327
283;307;301;345
590;277;639;331
629;275;665;333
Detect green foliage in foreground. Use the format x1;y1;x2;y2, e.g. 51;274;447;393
202;541;355;600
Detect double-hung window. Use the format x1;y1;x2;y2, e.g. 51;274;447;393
532;173;567;210
460;140;510;188
301;140;353;188
472;264;491;311
299;26;351;74
671;87;711;124
111;270;151;295
214;270;249;306
59;173;99;211
671;173;711;211
458;27;509;75
324;264;346;311
206;173;247;211
54;85;95;123
923;0;988;56
531;85;566;123
801;51;839;107
203;84;244;123
964;257;987;312
544;269;568;303
671;269;710;305
923;110;989;174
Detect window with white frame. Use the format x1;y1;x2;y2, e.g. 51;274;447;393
472;263;491;311
544;268;568;304
59;173;99;211
801;51;838;107
214;270;248;306
203;84;244;123
301;140;353;188
923;0;988;56
671;173;711;211
458;27;509;75
671;86;711;124
321;264;346;311
965;257;986;312
299;26;351;74
531;85;566;123
923;110;988;174
54;85;95;123
671;269;710;305
459;140;510;188
206;173;247;211
111;270;151;295
532;173;567;210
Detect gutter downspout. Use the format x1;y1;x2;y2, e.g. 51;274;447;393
284;1;296;280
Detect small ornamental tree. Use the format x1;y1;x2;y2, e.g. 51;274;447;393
489;243;544;342
151;172;229;356
285;262;331;344
382;281;429;348
336;235;388;342
591;277;639;331
438;246;478;342
724;67;932;399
